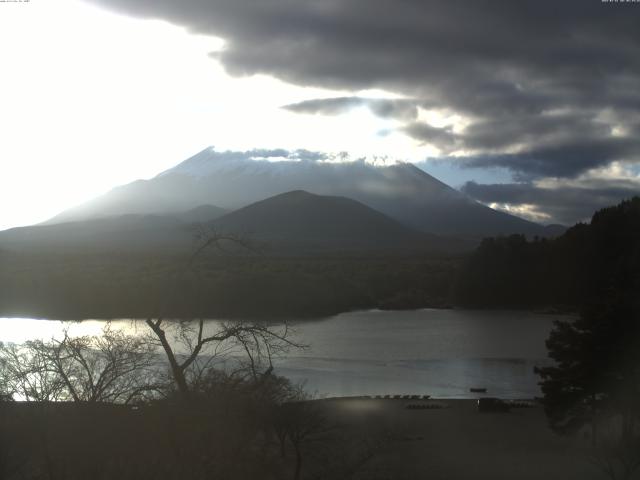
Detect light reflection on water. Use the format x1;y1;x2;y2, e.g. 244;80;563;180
0;318;146;343
0;309;566;399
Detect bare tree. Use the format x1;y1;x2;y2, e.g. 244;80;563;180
274;400;331;480
50;323;162;403
0;341;66;402
0;323;163;404
144;318;301;397
145;229;303;397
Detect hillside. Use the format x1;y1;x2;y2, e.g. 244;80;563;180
0;214;193;254
178;204;227;223
212;190;445;253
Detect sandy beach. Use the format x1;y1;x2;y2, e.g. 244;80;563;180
315;398;601;480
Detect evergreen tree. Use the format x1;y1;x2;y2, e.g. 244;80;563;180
536;197;640;441
535;293;640;437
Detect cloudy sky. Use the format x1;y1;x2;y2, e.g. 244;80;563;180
1;0;639;230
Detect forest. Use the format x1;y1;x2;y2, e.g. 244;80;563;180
0;252;457;320
454;197;640;310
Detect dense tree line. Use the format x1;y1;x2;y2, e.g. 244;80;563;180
454;197;640;310
0;253;458;320
535;199;640;478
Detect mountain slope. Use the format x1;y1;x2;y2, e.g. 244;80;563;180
212;190;438;252
177;204;227;223
45;147;550;237
0;191;458;255
0;214;194;253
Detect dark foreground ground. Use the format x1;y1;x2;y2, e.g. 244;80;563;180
0;398;605;480
318;398;600;480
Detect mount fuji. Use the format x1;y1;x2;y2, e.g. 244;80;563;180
44;147;557;238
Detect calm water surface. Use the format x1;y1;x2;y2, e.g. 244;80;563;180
0;309;565;399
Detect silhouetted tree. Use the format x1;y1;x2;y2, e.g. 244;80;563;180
273;400;330;480
144;230;303;397
144;318;300;397
0;341;66;402
536;297;640;480
535;295;639;436
0;323;162;403
455;197;640;309
536;198;640;479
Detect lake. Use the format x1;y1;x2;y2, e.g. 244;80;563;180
0;309;564;399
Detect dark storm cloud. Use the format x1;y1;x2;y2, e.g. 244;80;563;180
283;97;418;121
402;122;458;152
455;137;640;180
87;0;640;180
284;97;367;116
461;180;640;225
368;99;418;121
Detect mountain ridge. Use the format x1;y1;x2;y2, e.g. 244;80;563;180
1;191;465;255
43;147;556;237
211;189;444;253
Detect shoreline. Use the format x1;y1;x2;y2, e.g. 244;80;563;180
312;397;599;480
0;305;575;323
